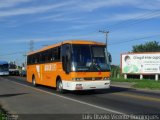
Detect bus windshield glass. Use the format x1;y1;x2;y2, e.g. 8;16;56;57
72;45;110;72
0;64;8;72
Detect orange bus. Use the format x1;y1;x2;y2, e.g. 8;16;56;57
27;40;111;93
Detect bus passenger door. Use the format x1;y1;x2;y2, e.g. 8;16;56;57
61;44;71;80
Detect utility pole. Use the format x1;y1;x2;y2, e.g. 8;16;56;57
29;40;34;52
23;51;27;68
99;30;109;63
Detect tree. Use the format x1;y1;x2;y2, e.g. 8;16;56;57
132;41;160;52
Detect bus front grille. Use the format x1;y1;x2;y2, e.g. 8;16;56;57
84;77;102;81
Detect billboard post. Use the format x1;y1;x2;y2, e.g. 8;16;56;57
124;74;127;79
156;74;158;81
140;74;143;80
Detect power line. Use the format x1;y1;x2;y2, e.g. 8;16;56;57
108;10;160;32
0;40;37;57
108;34;160;46
0;51;25;57
109;10;160;30
1;34;160;57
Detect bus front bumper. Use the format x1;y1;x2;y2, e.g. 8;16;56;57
62;80;110;91
0;72;9;75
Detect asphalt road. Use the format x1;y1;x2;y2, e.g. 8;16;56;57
0;76;160;120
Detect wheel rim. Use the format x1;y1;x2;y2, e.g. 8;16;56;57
58;81;63;91
33;79;36;86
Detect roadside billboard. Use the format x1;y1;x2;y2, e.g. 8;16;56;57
121;52;160;74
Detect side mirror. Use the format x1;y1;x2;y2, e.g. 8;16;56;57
108;53;112;63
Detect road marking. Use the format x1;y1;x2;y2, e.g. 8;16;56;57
113;92;160;102
2;77;124;114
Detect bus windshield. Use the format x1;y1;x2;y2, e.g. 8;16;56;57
72;45;110;72
0;64;9;72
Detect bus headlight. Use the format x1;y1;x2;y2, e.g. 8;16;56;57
103;77;109;80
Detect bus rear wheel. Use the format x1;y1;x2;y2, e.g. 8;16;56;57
56;79;65;93
32;76;37;87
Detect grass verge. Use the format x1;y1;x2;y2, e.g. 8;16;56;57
0;106;6;120
111;78;160;90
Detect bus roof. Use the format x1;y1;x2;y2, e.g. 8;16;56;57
28;40;105;55
0;61;8;65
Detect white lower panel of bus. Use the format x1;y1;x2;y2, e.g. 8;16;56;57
0;72;9;75
62;80;110;90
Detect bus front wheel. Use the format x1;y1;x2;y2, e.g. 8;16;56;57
56;79;65;93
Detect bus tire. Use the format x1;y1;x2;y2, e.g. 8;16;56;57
32;75;37;87
56;79;65;93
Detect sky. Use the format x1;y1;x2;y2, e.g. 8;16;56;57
0;0;160;65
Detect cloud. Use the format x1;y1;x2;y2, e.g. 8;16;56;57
38;14;82;22
136;0;160;10
5;32;102;45
0;0;31;8
57;0;144;12
107;12;160;22
76;0;139;12
0;2;72;17
57;0;160;12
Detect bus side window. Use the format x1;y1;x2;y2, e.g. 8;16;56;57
52;48;56;61
40;52;45;63
58;47;61;61
52;47;60;62
27;56;30;65
31;55;34;64
34;53;40;63
48;49;53;62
